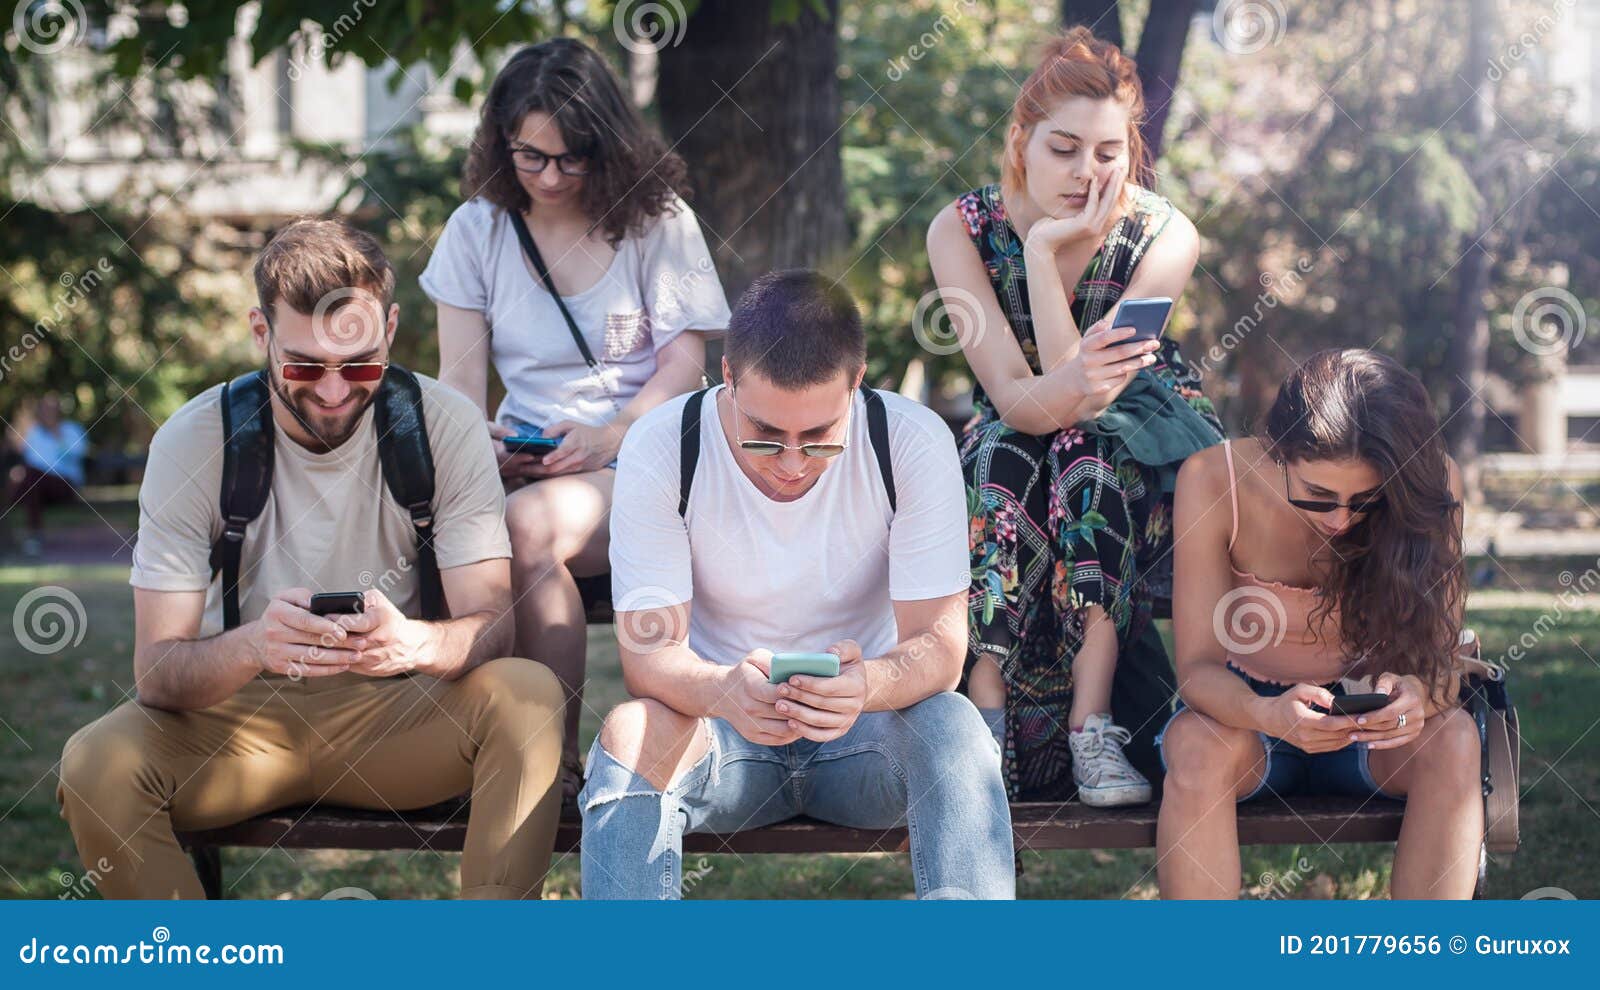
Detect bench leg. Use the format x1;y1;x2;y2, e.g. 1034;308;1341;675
190;846;223;900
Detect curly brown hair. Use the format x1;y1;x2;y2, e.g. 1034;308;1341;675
462;38;690;246
1263;349;1465;702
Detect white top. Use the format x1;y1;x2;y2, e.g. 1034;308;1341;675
130;375;511;636
610;386;970;665
420;195;732;430
21;421;88;486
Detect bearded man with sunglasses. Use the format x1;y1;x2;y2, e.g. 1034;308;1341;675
57;218;565;899
579;270;1014;899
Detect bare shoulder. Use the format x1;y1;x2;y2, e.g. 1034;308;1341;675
926;200;966;248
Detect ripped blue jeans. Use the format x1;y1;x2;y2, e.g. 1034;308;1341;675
579;691;1015;899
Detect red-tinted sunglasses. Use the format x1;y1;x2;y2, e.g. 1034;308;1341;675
277;360;388;383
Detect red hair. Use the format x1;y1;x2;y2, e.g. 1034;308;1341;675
1001;27;1151;202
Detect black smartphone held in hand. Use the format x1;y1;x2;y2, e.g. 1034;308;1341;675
308;591;366;616
1109;296;1173;343
1328;692;1390;716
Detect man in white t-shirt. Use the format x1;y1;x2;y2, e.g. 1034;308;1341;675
56;219;565;899
582;270;1014;899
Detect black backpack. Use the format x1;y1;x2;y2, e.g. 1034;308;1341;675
208;365;444;630
675;383;897;516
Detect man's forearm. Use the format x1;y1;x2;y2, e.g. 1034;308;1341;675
411;608;514;680
622;644;731;719
862;636;962;713
136;625;262;712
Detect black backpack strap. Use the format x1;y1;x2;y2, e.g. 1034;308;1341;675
860;385;897;513
373;365;444;621
678;386;712;518
210;371;275;631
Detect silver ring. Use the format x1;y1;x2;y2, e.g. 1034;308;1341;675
1397;713;1408;729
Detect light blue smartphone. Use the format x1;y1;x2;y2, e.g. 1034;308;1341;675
1109;296;1173;343
768;652;840;684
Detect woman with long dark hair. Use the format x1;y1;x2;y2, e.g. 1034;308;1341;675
423;38;730;794
927;28;1224;802
1160;348;1480;898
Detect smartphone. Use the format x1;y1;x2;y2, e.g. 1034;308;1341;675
768;652;841;684
1328;692;1390;716
503;431;560;454
308;591;365;616
1109;296;1173;343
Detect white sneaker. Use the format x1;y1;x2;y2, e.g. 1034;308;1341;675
1070;712;1152;807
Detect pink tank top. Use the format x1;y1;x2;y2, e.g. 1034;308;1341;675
1219;440;1352;685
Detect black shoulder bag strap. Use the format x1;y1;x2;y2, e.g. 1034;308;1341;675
508;210;614;397
210;371;275;631
676;384;896;517
373;365;445;621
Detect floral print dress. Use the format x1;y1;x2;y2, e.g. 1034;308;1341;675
955;183;1224;799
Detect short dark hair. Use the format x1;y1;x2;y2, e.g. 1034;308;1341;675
724;270;866;389
254;217;394;317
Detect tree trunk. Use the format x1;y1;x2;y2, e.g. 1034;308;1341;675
1134;0;1197;168
1060;0;1124;50
1446;0;1497;502
655;0;848;299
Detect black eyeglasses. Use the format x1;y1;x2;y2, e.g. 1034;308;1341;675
509;146;592;176
1282;463;1384;514
729;386;851;459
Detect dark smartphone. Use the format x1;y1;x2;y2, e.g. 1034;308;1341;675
1328;692;1390;716
503;434;560;454
1109;296;1173;343
308;591;366;616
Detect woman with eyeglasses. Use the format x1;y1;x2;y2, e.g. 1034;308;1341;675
422;38;730;796
1159;349;1482;898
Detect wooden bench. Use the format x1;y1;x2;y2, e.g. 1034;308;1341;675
174;586;1496;899
179;795;1451;899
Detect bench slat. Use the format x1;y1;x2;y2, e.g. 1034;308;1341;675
177;796;1405;856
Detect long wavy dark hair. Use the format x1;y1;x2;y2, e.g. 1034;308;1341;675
1263;349;1464;698
462;38;690;246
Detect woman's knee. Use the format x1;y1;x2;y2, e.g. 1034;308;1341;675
1407;707;1481;785
1161;710;1259;797
597;699;707;790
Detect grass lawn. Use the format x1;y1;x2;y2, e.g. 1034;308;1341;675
2;563;1595;899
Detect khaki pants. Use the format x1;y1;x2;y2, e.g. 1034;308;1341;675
57;657;564;899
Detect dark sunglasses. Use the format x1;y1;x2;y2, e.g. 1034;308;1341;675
1282;463;1384;514
729;386;850;459
278;360;388;383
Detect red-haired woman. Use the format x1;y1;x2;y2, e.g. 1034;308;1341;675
927;28;1223;802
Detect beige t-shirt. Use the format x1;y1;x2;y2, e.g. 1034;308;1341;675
130;373;511;636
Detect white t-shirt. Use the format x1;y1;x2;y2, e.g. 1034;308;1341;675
610;386;970;665
420;196;732;430
130;374;511;637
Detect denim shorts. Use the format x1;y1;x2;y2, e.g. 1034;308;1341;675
1155;665;1404;802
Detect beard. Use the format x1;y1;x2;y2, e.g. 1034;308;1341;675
270;375;377;453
